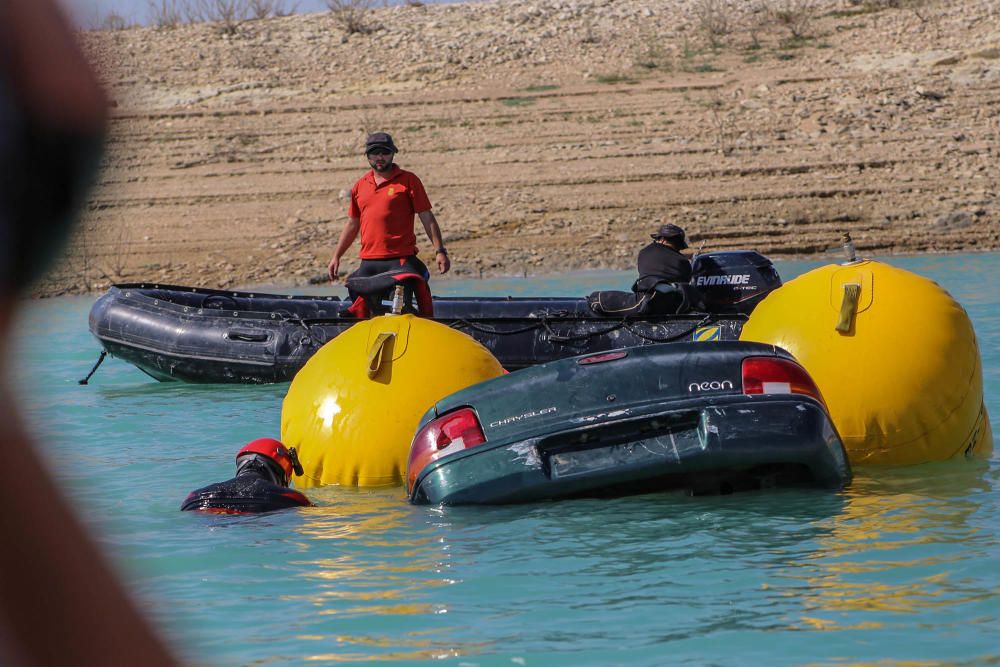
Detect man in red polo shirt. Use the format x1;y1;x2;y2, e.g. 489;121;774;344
327;132;450;314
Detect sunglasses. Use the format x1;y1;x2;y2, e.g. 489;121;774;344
367;148;392;156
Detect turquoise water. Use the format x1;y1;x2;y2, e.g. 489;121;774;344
11;254;1000;666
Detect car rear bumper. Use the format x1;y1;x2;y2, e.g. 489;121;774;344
410;398;850;505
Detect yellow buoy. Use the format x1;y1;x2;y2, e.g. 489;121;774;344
740;258;992;465
281;314;504;488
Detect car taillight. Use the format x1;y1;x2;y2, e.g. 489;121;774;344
741;357;826;406
406;407;486;495
577;350;628;365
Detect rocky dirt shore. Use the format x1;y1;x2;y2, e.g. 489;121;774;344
37;0;1000;296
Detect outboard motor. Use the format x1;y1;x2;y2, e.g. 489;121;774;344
691;251;782;315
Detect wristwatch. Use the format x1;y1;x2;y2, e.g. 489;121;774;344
435;247;448;256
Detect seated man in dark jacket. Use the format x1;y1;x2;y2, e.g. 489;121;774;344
631;223;696;315
635;223;692;292
588;223;695;317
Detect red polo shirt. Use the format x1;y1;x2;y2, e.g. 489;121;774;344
348;165;432;259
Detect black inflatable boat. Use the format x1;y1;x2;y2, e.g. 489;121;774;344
87;251;781;384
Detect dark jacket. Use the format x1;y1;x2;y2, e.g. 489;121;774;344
634;242;692;292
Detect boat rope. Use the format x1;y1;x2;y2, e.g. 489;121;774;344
450;319;555;336
543;319;629;344
622;314;714;343
287;312;723;348
295;318;318;337
78;351;107;385
282;317;331;346
449;313;719;345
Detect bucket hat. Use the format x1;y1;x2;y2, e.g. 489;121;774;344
651;223;688;249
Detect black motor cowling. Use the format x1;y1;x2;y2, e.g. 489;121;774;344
690;251;782;315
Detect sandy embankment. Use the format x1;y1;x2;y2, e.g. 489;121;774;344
38;0;1000;297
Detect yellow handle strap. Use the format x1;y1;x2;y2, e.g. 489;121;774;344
836;283;861;333
367;332;395;379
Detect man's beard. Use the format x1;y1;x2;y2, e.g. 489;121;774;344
369;158;394;173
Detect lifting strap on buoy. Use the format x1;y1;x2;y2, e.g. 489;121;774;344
367;332;395;379
78;350;107;385
836;283;861;334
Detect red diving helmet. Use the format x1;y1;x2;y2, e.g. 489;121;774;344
236;438;303;486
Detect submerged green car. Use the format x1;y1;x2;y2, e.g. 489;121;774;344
407;341;850;505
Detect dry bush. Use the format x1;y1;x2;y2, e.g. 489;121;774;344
848;0;916;6
635;41;674;71
83;8;133;30
100;11;132;30
104;224;134;281
852;0;934;21
767;0;817;39
705;97;737;156
247;0;298;19
147;0;186;28
744;0;771;49
151;0;295;30
355;110;389;143
187;0;251;33
694;0;733;48
326;0;377;35
899;0;934;23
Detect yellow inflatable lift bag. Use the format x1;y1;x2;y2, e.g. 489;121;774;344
740;259;992;465
281;314;505;488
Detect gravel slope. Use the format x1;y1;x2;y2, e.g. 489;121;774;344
38;0;1000;296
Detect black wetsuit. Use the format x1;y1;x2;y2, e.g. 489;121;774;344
345;254;431;317
181;455;310;514
348;255;430;285
634;242;692;292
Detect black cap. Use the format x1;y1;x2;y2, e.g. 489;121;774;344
364;132;398;154
651;223;688;248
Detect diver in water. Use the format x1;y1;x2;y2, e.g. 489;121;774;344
181;438;312;514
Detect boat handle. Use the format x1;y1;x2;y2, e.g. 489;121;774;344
226;330;270;343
